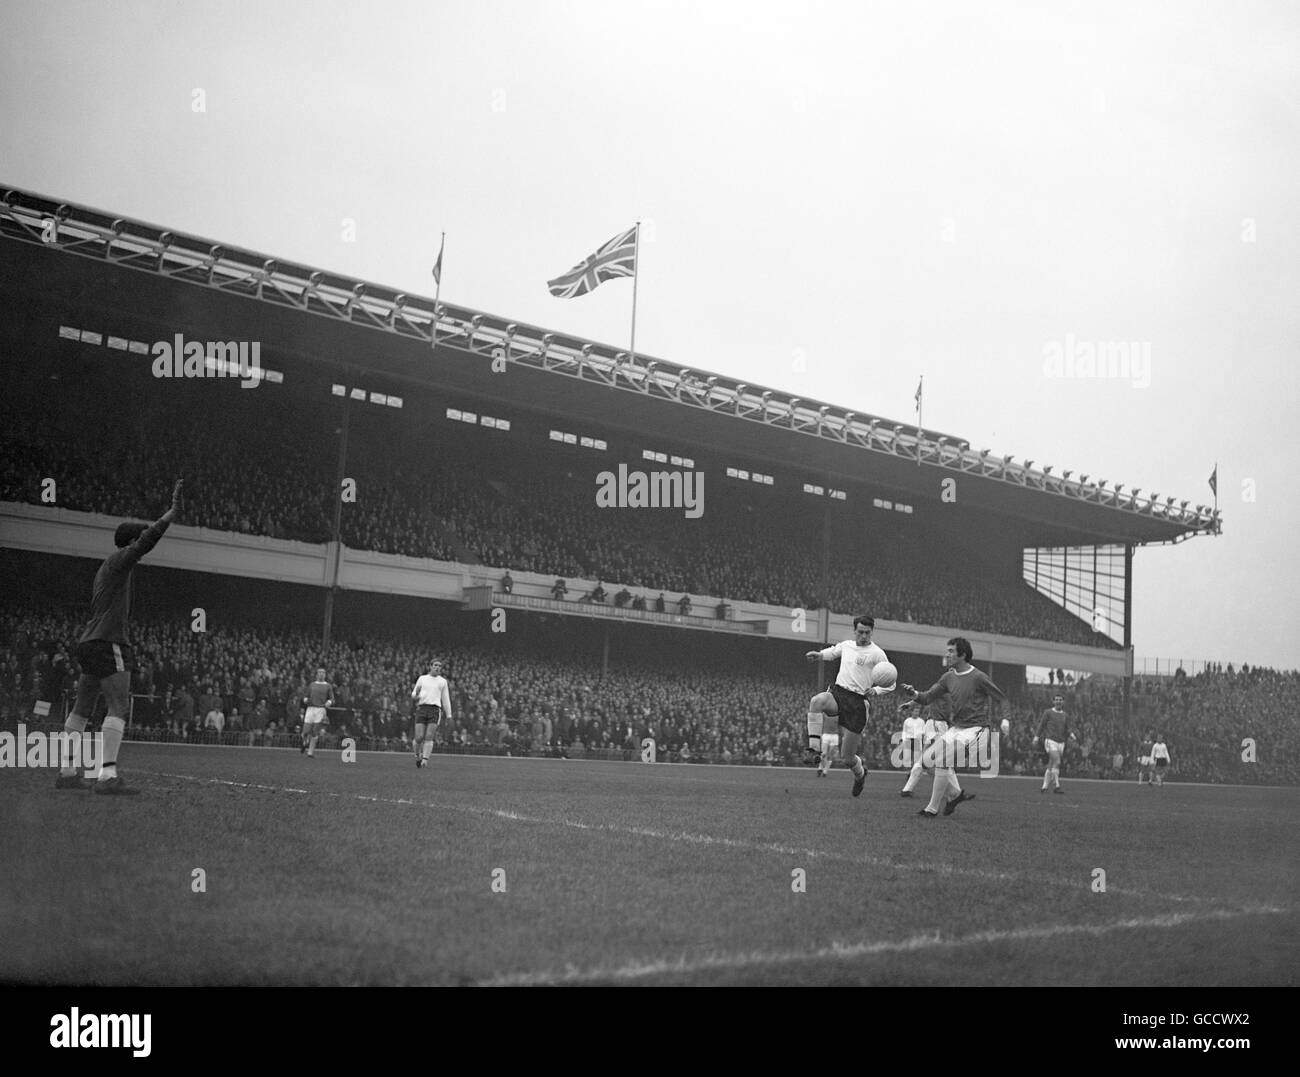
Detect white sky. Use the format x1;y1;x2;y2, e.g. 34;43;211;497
2;0;1297;668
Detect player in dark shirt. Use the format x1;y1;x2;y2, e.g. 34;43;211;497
1035;694;1076;794
300;668;335;758
902;637;1007;817
58;479;183;794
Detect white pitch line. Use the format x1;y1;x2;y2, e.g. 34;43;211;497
477;905;1291;986
120;740;1300;790
147;770;1226;907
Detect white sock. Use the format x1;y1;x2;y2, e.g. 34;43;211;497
947;771;962;796
422;738;434;760
1042;769;1051;790
903;760;923;792
925;769;950;813
61;714;88;776
99;715;124;779
806;712;822;752
850;755;864;778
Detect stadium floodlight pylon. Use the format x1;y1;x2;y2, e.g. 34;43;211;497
0;184;1220;539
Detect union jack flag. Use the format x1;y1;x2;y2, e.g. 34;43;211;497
547;226;637;298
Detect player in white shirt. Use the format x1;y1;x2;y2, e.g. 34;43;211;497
804;615;894;797
1151;733;1170;786
410;659;452;769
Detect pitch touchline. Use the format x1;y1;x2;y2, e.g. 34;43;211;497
149;770;1222;907
476;905;1290;986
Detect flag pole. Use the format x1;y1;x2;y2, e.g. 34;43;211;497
916;374;923;467
1213;460;1218;514
431;231;445;354
629;221;640;363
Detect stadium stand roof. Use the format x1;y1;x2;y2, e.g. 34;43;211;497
1;185;1220;549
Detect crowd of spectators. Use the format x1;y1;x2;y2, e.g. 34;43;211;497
2;602;1292;784
0;414;1111;649
0;352;1127;647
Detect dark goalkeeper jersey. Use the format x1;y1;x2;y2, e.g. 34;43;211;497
913;666;1006;728
78;517;172;644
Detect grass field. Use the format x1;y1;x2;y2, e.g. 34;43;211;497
1;744;1296;986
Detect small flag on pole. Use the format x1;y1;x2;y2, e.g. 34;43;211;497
432;236;444;286
547;227;637;298
1208;465;1217;498
914;377;923;414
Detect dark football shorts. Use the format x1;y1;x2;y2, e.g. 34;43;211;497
1155;757;1167;768
415;704;442;725
829;684;868;735
75;640;134;679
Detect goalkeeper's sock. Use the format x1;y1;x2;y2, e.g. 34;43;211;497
61;713;88;776
99;716;125;777
903;760;923;792
806;712;822;753
421;739;433;761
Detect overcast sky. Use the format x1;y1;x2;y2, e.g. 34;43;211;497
2;0;1297;669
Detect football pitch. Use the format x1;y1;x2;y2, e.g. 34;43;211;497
1;745;1296;987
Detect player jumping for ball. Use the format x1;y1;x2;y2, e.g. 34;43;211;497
804;615;894;797
56;479;183;795
410;659;452;768
902;637;1006;817
300;668;334;758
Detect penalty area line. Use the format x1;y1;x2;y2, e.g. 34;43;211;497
477;905;1291;986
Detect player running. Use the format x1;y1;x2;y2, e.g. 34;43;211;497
300;668;334;758
804;615;894;797
1035;693;1077;794
56;479;183;795
410;659;452;768
901;637;1007;818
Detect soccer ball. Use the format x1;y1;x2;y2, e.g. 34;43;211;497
872;661;898;689
1000;718;1011;736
